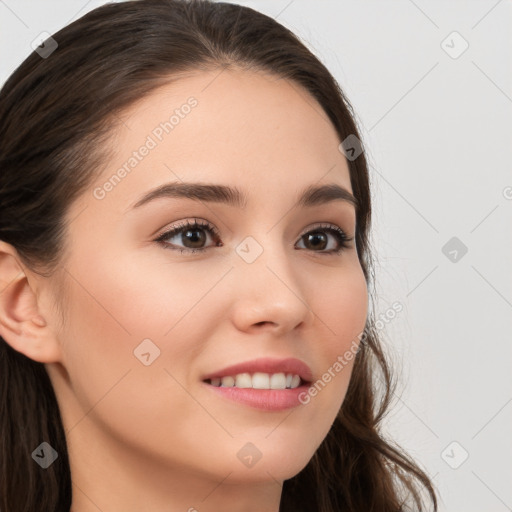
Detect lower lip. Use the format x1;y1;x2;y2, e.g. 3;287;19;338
203;382;310;411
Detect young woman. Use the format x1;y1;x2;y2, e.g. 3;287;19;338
0;0;438;510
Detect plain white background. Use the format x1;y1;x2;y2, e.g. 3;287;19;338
1;1;511;510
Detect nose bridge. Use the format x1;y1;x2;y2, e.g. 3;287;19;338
229;230;313;331
236;231;296;292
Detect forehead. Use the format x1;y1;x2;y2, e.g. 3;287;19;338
80;68;352;216
116;67;342;152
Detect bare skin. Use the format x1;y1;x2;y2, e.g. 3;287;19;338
0;68;368;511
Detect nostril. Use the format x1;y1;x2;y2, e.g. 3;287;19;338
254;321;275;327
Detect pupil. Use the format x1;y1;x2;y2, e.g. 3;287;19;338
307;232;326;250
185;229;205;247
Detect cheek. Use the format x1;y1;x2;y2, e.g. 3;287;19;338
59;250;232;401
66;248;227;340
105;252;233;336
314;263;368;354
57;256;226;467
304;264;368;413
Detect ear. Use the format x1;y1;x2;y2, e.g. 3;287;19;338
0;241;61;363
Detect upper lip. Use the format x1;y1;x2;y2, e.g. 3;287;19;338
202;357;313;383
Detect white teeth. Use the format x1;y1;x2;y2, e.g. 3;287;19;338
234;373;252;388
252;372;270;389
269;373;286;389
220;376;235;387
209;372;302;389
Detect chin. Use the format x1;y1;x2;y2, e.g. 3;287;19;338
219;443;315;484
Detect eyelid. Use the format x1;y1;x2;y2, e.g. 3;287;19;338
298;222;352;239
154;217;220;241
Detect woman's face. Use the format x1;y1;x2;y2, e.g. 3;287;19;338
45;68;368;488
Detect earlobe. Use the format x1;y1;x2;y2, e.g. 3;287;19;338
0;241;61;364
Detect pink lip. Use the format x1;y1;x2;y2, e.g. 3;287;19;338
204;385;310;411
201;357;313;383
201;357;313;412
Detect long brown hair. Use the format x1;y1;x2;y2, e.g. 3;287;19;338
0;1;438;510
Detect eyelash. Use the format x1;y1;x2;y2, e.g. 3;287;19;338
154;218;354;255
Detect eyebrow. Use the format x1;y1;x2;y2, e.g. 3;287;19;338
129;181;358;211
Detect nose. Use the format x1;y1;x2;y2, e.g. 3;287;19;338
228;242;315;336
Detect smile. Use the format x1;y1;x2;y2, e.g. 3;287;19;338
204;372;303;390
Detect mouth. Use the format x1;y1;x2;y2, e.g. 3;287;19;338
203;372;306;389
201;357;313;411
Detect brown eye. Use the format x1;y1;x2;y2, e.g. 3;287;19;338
155;219;222;253
296;224;353;254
